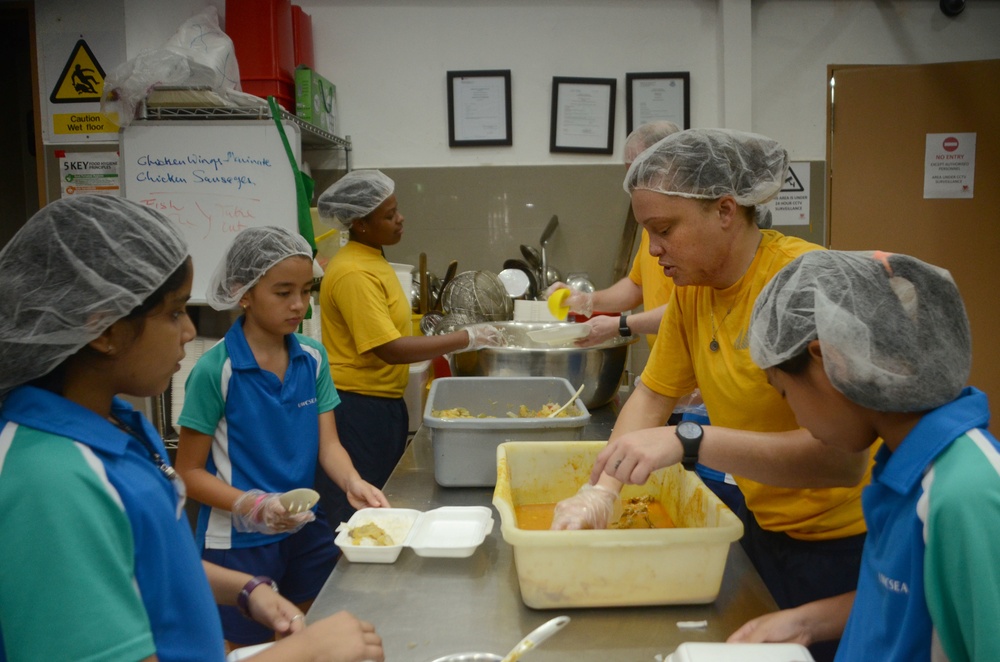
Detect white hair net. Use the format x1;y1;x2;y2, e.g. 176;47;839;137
206;226;313;310
749;250;972;412
623;120;681;165
0;195;188;398
624;128;787;229
317;169;395;230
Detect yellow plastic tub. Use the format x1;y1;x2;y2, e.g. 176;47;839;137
493;441;744;609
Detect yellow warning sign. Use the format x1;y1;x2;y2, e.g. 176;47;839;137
52;112;119;135
50;39;106;104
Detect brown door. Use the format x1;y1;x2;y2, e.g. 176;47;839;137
827;59;1000;406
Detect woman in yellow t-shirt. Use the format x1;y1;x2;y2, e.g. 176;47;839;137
315;170;504;528
551;129;871;662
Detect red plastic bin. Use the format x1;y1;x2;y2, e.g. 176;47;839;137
226;0;295;84
241;79;295;112
291;5;314;69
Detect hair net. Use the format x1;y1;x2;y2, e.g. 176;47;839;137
206;226;313;310
623;120;681;165
0;195;188;398
317;169;395;230
749;250;972;412
624;128;788;228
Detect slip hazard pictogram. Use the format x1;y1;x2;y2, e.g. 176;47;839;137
50;39;106;103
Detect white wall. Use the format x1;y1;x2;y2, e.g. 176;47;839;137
287;0;999;166
53;0;1000;167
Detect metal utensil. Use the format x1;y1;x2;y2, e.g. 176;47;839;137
278;488;320;514
499;615;570;662
548;384;585;418
434;260;459;312
539;215;559;291
519;244;542;271
418;253;429;314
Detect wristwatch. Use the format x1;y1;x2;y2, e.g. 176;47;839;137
675;420;703;471
237;575;279;618
618;313;632;337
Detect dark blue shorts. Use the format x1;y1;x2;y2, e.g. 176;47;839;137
203;516;337;645
314;391;408;531
737;502;865;662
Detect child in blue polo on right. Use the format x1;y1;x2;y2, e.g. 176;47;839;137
728;249;1000;661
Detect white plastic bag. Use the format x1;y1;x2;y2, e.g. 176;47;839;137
101;6;260;126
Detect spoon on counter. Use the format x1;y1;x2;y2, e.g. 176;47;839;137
499;615;570;662
547;384;585;418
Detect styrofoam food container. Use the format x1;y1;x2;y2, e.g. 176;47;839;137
423;377;591;487
665;642;814;661
493;441;744;609
527;323;589;345
334;506;494;563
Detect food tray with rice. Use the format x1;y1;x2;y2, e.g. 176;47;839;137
334;506;494;563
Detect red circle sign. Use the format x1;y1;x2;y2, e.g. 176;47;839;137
942;136;960;152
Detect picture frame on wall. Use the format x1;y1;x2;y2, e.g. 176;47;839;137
447;69;512;147
625;71;690;135
550;76;616;154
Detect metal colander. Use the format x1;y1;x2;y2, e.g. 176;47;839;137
440;270;513;323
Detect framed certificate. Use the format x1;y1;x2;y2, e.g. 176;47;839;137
549;76;616;154
447;69;512;147
625;72;690;134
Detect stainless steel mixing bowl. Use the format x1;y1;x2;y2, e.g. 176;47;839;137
450;321;638;409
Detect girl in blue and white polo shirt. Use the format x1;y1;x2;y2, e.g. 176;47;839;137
175;226;389;649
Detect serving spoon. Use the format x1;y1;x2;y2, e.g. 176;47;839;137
547;384;585;418
499;615;570;662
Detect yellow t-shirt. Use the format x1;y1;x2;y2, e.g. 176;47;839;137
642;230;870;541
320;241;411;398
627;230;675;347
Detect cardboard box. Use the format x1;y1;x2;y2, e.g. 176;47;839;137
295;65;337;134
493;441;744;608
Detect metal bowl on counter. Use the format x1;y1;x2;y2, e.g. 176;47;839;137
450;321;638;409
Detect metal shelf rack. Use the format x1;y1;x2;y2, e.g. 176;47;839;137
138;103;352;167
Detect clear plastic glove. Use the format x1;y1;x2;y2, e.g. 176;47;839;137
543;281;568;299
543;283;594;317
232;489;315;535
550;484;622;530
462;323;507;351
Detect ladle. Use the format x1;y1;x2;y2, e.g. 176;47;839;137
499;615;570;662
548;385;585;418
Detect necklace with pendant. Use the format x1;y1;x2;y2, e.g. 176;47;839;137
709;303;735;352
708;234;763;352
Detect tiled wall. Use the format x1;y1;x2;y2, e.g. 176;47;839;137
312;164;636;292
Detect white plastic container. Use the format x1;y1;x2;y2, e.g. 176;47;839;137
334;506;494;563
493;441;744;609
423;377;590;487
405;360;431;433
665;643;814;661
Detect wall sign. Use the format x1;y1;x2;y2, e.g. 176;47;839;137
40;31;124;143
924;132;976;199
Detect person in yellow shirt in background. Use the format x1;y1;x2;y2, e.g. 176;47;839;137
546;120;680;348
551;128;871;662
314;170;505;530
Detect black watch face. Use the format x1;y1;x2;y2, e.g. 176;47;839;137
677;420;700;440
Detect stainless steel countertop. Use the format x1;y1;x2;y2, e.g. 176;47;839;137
308;404;777;661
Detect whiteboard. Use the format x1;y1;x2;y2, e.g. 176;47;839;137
121;120;302;304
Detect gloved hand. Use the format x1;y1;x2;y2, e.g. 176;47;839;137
543;282;594;317
232;489;316;535
550;484;622;530
462;323;507;351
